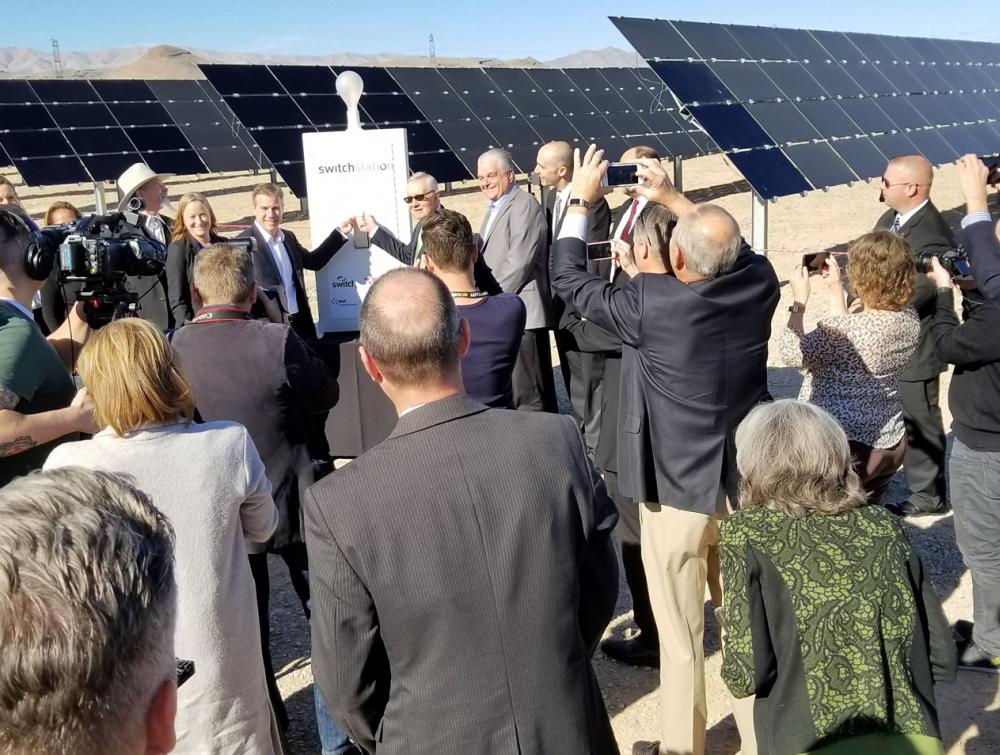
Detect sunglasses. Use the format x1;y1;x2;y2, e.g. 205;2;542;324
880;176;922;188
404;192;436;204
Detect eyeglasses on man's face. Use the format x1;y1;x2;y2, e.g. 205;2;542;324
404;191;436;204
880;176;922;188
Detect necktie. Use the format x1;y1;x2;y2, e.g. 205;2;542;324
890;214;901;233
620;200;640;240
552;195;564;243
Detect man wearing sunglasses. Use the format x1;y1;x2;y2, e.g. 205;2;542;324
874;155;956;517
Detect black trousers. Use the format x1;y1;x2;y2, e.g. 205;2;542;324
512;328;559;413
554;329;605;457
248;544;311;731
898;376;947;510
605;470;658;646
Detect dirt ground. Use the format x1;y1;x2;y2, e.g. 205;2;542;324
7;154;998;753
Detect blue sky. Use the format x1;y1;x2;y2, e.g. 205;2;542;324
7;1;996;58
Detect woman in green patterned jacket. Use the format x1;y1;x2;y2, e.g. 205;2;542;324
720;400;956;755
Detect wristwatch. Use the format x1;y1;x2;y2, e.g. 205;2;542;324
567;197;591;210
788;302;806;313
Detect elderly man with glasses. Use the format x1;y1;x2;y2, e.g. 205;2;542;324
874;154;956;518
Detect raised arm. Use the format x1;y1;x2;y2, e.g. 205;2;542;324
956;154;1000;301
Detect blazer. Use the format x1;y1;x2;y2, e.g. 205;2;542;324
305;394;620;755
875;201;956;380
962;215;1000;303
479;186;551;329
237;224;349;340
128;212;174;331
552;235;780;514
165;232;225;327
171;314;338;552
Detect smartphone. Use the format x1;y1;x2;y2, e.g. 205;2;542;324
986;158;1000;186
353;230;370;249
586;240;614;261
602;162;641;188
177;658;195;688
802;251;829;273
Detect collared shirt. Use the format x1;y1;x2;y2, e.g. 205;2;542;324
141;212;167;245
961;211;993;229
399;402;427;417
551;185;573;243
0;297;34;322
893;199;929;231
483;184;517;238
254;221;298;315
612;196;648;240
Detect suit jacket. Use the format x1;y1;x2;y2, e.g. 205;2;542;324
238;224;349;340
553;235;780;514
372;211;503;295
165;232;225;327
962;215;1000;303
479;186;550;329
171;314;338;552
127;212;174;331
305;394;619;755
875;201;956;380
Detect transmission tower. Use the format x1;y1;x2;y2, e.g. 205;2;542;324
51;39;64;78
429;34;436;64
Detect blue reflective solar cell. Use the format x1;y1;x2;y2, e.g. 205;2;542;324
106;101;172;127
838;97;896;134
687;103;773;150
649;61;733;105
244;126;313;164
774;28;833;62
0;129;75;159
63;128;135;155
81;153;142;182
874;62;926;95
908;63;953;93
846;33;894;63
784;141;858;188
28;80;99;103
939;93;981;122
671;20;747;61
934;124;987;155
810;30;864;63
269;65;338;95
273;162;307;198
803;61;865;98
727;147;811;198
0;103;57;131
759;62;828;101
483;68;568;120
409;151;470;182
747;101;823;144
563;68;632;114
966;122;1000;152
91;80;156;102
656;130;702;157
725;25;794;61
796;99;864;138
125;125;194;153
11;156;89;186
905;128;960;164
936;64;978;92
830;136;887;178
908;94;959;126
332;67;402;94
609;16;697;60
840;61;897;96
360;93;425;125
294;94;347;127
709;61;784;102
225;95;310;129
876;97;930;130
932;38;975;65
0;80;39;104
437;68;523;121
524;68;601;115
962;66;995;91
880;36;924;64
869;130;920;159
970;92;1000;118
402;122;450;154
200;65;284;96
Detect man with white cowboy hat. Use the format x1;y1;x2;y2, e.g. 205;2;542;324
116;163;175;330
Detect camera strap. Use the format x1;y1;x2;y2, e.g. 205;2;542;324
192;306;253;324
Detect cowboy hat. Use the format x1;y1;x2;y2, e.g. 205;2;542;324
116;163;176;215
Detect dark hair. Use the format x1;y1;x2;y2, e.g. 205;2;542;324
633;203;677;270
420;209;475;271
360;268;462;386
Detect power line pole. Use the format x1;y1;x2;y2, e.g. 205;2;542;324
51;39;64;78
429;34;436;65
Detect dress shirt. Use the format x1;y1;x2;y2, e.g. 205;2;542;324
893;199;930;232
483;184;517;238
961;211;993;229
551;185;572;243
254;221;298;315
612;196;648;241
0;297;34;321
141;212;167;245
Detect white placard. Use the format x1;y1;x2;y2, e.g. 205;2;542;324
303;128;410;333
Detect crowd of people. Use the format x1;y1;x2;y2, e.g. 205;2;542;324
0;141;998;755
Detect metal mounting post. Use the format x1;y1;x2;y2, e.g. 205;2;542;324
751;192;768;254
300;196;309;219
672;156;683;193
269;168;278;186
93;182;106;214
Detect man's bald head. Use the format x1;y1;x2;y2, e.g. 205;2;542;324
670;204;741;279
360;268;462;386
882;155;933;211
888;155;934;187
534;141;574;189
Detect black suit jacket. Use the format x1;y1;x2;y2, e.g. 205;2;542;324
305;394;619;755
963;215;1000;303
553;235;779;513
165;233;225;327
171;315;338;551
238;224;349;340
875;201;956;380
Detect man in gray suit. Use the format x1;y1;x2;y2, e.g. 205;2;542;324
477;148;556;412
305;267;620;755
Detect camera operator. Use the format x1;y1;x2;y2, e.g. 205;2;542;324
0;207;96;487
927;255;1000;673
116;163;175;331
955;153;1000;302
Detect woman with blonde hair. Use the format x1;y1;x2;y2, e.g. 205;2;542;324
720;399;955;755
166;192;225;326
44;318;282;755
781;231;919;503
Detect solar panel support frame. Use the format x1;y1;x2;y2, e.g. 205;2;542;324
672;156;683;192
751;191;768;253
93;182;106;214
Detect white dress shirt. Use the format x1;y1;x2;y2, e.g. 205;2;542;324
611;196;648;240
254;221;298;315
141;212;167;246
893;198;929;231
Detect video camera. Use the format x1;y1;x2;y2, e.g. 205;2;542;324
42;211;166;328
915;248;973;281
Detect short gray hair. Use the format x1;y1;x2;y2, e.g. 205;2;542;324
408;172;439;193
360;267;462;386
671;204;741;279
735;400;867;516
0;468;176;755
477;148;514;172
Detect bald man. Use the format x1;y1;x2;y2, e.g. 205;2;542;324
535;140;612;453
875;155;955;517
305;267;619;754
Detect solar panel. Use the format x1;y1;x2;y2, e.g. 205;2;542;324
614;16;1000;198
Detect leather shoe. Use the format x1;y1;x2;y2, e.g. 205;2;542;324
632;741;661;755
601;636;659;668
886;499;948;517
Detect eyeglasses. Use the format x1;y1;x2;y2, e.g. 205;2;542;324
880;176;923;188
404;192;436;204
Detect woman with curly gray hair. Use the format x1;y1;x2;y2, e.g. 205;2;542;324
719;400;955;755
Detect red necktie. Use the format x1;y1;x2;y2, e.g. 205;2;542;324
619;200;640;240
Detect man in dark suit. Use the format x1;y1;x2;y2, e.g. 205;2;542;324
477;148;555;412
168;243;353;751
874;155;954;517
552;146;779;755
306;267;620;755
536;140;611;452
238;182;350;342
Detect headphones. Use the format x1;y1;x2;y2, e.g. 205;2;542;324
0;206;60;281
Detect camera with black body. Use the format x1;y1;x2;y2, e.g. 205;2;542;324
914;248;973;281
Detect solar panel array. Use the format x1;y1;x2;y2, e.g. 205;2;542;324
0;78;262;187
612;17;1000;199
201;63;714;196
